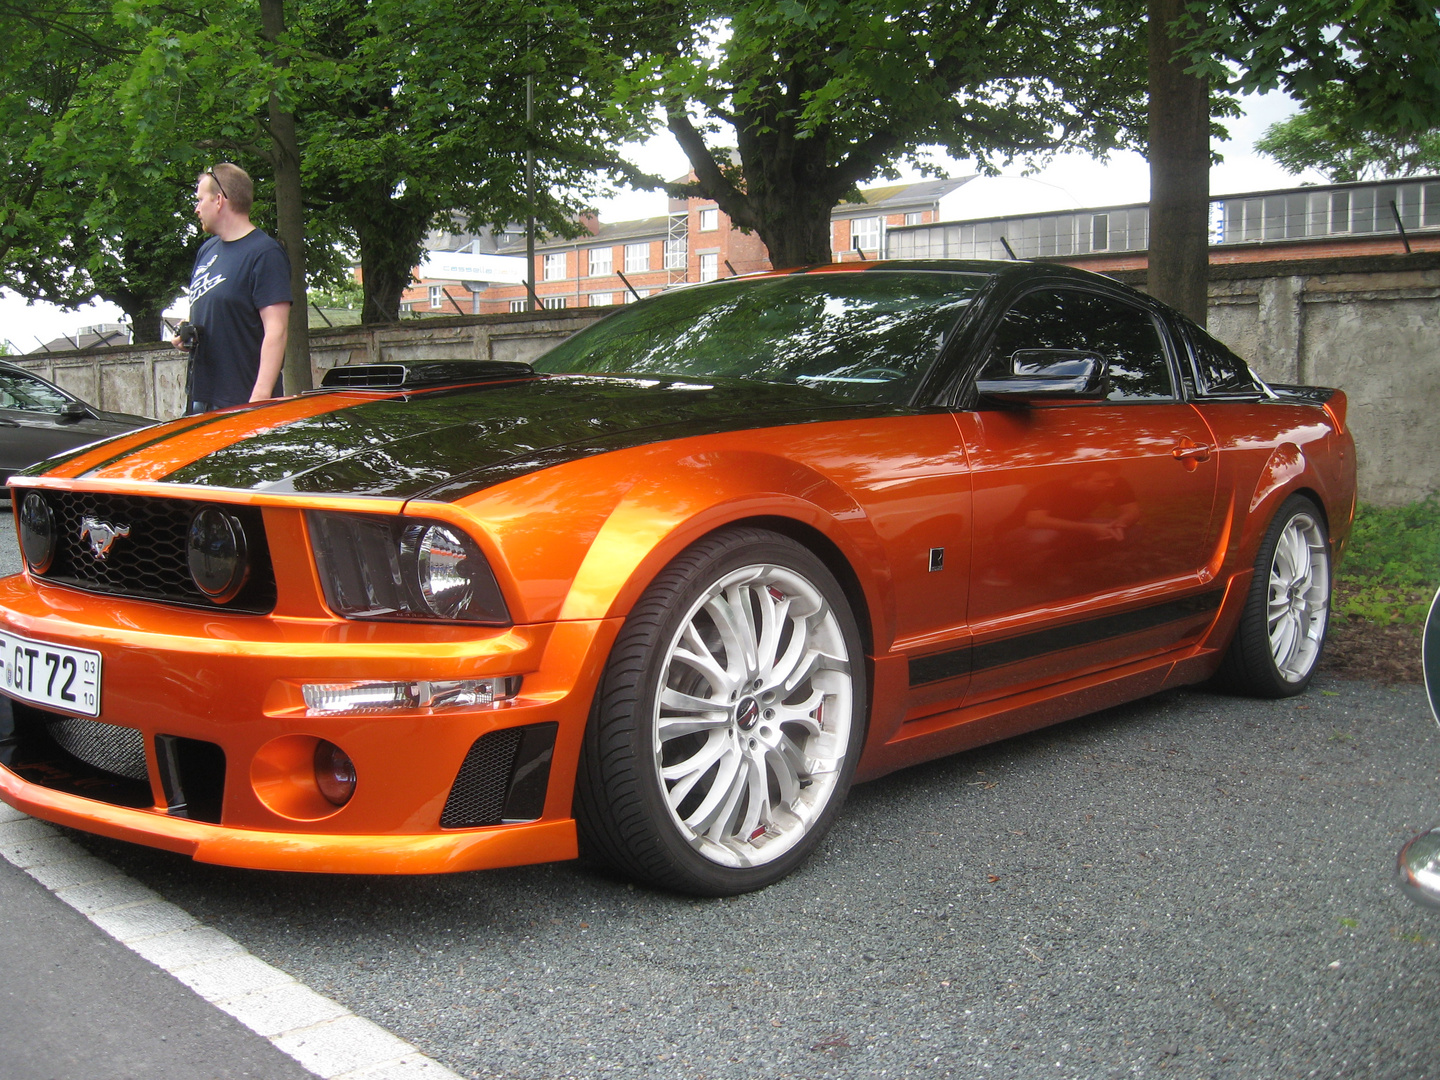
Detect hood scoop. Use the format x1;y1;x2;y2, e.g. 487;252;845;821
320;359;534;390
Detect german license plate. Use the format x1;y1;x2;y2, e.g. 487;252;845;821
0;630;101;717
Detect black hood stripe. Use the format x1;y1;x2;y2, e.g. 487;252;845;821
141;376;885;501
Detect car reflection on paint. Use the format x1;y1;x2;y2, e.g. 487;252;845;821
0;261;1357;896
0;360;153;483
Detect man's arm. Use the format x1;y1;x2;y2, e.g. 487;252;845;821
251;302;291;402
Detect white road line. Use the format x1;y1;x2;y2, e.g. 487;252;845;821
0;805;464;1080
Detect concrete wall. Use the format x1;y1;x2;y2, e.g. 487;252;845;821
17;256;1440;505
1199;257;1438;508
16;307;606;423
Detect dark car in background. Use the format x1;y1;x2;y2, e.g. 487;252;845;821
0;360;153;481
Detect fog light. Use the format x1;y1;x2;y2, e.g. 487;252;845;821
18;492;56;573
314;740;356;806
301;676;521;715
188;506;249;602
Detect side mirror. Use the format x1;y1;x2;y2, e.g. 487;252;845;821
976;348;1110;401
57;401;91;423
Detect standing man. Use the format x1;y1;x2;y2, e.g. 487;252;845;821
176;163;292;414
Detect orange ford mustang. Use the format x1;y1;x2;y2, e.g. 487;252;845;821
0;261;1355;895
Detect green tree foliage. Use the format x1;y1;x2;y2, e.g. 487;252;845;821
1140;1;1440;324
0;2;197;342
119;0;664;324
621;0;1150;269
1183;1;1440;137
1256;85;1440;182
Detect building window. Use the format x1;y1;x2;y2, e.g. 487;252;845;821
543;253;566;281
905;212;923;226
400;302;413;313
541;295;568;310
698;207;719;231
588;247;612;276
850;217;881;252
699;253;719;282
509;299;528;313
428;285;444;309
621;288;648;304
664;237;687;269
590;292;614;307
1091;214;1110;252
624;242;650;273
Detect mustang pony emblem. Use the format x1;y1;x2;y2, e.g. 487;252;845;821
79;516;130;560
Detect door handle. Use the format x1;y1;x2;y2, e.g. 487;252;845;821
1172;439;1212;470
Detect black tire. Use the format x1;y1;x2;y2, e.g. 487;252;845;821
574;526;867;896
1215;494;1331;698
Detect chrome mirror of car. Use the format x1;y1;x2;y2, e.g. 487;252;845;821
976;349;1110;401
1396;584;1440;908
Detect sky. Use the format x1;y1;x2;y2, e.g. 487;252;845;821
2;92;1320;354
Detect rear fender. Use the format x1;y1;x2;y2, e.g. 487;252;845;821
1242;442;1336;556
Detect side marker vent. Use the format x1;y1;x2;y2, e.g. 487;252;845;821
440;723;557;829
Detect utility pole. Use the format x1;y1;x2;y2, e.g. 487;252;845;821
525;73;537;312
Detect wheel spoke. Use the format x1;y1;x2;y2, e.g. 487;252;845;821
674;624;739;697
657;712;729;740
660;728;728;784
660;685;725;717
704;591;757;676
753;586;790;680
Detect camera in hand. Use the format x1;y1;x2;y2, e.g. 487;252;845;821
176;321;202;350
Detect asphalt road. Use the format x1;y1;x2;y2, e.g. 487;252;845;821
1;511;1439;1079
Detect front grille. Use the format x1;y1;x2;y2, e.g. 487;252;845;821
31;491;276;613
1;701;153;809
47;717;148;781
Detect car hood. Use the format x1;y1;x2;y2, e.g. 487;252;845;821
54;374;876;502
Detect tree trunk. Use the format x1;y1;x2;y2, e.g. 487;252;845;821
750;196;834;269
1147;0;1211;326
122;303;166;344
260;0;311;393
354;191;432;324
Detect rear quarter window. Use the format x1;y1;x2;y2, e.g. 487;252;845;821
1184;323;1265;397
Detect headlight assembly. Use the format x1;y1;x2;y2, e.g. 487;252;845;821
307;511;509;624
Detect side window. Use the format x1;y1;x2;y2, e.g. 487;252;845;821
981;289;1175;401
0;372;70;412
1184;323;1264;396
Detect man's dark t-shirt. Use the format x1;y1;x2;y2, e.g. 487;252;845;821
186;229;291;409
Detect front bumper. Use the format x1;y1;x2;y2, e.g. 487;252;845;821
0;574;618;874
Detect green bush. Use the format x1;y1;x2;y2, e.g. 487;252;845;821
1336;499;1440;626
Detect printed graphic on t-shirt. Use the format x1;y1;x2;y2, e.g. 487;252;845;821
189;252;226;303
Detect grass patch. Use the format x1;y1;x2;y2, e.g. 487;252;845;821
1336;499;1440;626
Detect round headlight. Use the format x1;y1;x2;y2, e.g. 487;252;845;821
18;492;56;574
187;507;249;602
410;523;477;619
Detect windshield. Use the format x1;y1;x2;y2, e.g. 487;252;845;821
532;271;990;404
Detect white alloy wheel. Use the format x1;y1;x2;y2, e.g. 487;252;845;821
1217;494;1331;698
1266;510;1330;682
652;563;853;868
575;527;866;895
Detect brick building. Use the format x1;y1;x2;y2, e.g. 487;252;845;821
400;177;973;315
